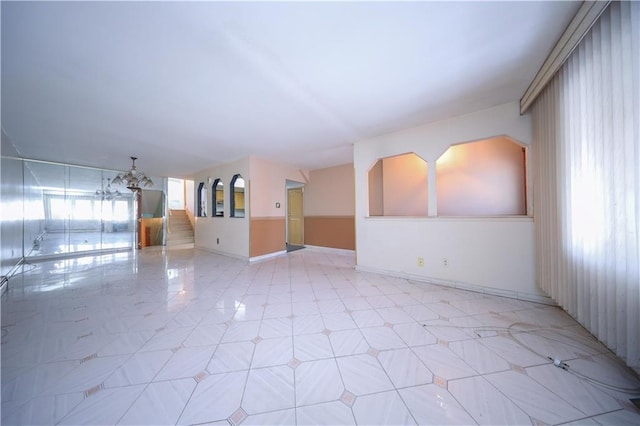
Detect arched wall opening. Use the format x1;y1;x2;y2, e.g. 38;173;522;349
436;136;527;216
368;152;428;216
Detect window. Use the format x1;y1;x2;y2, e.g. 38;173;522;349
197;182;207;217
167;178;184;210
72;199;95;220
113;200;130;222
49;198;69;220
213;178;224;217
230;174;245;218
436;136;526;216
368;153;428;216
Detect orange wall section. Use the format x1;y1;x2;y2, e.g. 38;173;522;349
140;218;164;247
249;217;286;257
304;216;355;250
304;164;356;250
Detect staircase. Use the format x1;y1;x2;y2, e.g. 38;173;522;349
166;209;194;246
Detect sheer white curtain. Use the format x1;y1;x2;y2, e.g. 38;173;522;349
532;1;639;369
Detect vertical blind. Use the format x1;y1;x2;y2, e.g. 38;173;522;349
532;1;639;369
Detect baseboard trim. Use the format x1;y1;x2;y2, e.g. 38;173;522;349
249;250;287;263
195;246;248;261
304;245;355;256
26;247;132;263
355;265;554;305
2;256;29;294
0;275;7;295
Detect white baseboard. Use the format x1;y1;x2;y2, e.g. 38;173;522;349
355;264;555;305
26;247;132;263
303;245;355;256
194;246;248;261
1;275;9;295
250;250;287;263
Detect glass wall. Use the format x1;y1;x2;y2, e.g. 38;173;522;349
1;156;29;277
1;157;168;271
23;160;136;258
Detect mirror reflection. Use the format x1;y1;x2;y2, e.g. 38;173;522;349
21;161;135;258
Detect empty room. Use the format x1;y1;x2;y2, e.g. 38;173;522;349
1;1;639;425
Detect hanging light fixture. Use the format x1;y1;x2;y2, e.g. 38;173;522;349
95;178;122;201
112;156;154;192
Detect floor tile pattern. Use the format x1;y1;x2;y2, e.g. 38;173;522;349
2;247;640;425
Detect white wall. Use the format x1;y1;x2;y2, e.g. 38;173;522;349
193;158;250;258
354;101;546;301
185;179;195;213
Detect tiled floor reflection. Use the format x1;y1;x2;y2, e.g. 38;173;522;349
2;247;639;425
28;231;133;258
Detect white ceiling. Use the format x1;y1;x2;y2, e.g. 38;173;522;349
1;1;580;179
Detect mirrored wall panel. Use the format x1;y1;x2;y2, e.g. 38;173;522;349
23;160;135;258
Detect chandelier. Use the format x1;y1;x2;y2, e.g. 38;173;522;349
112;156;154;191
95;178;122;201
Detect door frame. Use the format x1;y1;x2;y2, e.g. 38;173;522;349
285;180;305;246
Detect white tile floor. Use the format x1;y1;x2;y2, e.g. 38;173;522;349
2;246;639;425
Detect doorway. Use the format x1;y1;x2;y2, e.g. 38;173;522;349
168;178;185;210
286;180;304;252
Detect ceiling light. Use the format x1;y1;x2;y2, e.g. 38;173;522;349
112;157;154;192
95;178;122;201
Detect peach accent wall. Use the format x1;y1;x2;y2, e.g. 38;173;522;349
250;217;286;257
303;163;356;250
304;216;355;250
248;157;309;257
140;218;164;247
382;153;428;216
304;163;355;216
368;161;383;216
437;137;526;216
250;156;308;218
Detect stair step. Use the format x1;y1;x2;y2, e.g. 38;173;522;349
167;232;193;239
166;210;194;246
167;235;193;240
166;238;194;245
169;219;191;225
167;232;193;238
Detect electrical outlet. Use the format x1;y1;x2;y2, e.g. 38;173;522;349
442;258;449;267
417;257;424;267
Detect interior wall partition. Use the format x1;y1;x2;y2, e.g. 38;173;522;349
3;159;138;262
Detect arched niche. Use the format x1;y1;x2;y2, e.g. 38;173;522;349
230;174;245;218
212;178;224;217
368;152;428;216
197;182;207;217
436;136;527;216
